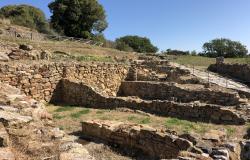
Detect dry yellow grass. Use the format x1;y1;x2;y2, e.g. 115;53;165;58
0;24;137;61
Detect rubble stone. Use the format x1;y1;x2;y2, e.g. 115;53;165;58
81;120;197;159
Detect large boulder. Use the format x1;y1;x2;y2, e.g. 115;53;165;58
19;44;33;51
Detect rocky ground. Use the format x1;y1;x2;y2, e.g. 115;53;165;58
1;27;250;159
47;104;249;160
0;82;95;160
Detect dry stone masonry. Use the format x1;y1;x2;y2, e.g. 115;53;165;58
0;82;95;160
58;79;247;125
0;52;249;159
209;63;250;84
81;120;204;159
0;59;249;125
0;44;51;62
118;81;241;105
0;61;128;101
81;120;243;160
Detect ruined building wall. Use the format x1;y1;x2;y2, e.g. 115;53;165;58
58;79;246;125
81;120;196;159
0;62;128;102
118;81;241;106
126;60;193;83
208;63;250;83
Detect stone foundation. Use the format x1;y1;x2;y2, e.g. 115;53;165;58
57;79;246;124
126;60;192;82
81;120;199;159
208;63;250;84
118;81;241;105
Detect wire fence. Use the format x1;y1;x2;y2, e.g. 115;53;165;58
2;29;104;47
187;63;250;92
161;56;250;92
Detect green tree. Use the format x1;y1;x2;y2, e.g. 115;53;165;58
202;38;248;58
0;5;50;33
48;0;108;39
163;49;190;55
115;35;158;53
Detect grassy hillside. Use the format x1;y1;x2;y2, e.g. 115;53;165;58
169;55;250;69
0;22;137;62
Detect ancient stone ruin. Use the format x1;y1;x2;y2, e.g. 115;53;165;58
0;46;250;159
209;62;250;85
0;82;95;160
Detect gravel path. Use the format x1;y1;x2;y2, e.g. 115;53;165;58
172;62;250;94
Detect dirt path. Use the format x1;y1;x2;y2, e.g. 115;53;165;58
172;62;250;94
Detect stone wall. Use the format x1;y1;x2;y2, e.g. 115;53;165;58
0;62;128;102
208;63;250;84
81;120;199;159
118;81;241;106
0;82;94;160
126;60;202;84
57;79;246;124
0;26;45;41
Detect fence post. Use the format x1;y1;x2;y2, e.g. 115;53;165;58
192;65;194;74
30;33;33;40
14;31;17;38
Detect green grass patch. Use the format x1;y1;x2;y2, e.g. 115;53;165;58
53;113;66;120
139;117;151;124
54;106;75;112
127;115;137;121
225;127;236;137
75;55;113;62
70;109;90;118
165;118;201;133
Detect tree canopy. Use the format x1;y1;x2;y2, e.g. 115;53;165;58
49;0;108;39
202;38;248;58
163;49;190;55
0;5;50;33
115;35;158;53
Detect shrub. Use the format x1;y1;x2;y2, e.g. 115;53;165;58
0;5;51;34
115;35;158;53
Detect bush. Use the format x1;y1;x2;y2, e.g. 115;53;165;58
0;5;51;34
115;40;134;52
115;35;158;53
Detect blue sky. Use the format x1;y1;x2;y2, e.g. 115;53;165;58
0;0;250;52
